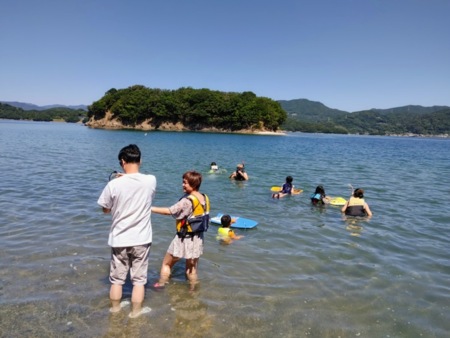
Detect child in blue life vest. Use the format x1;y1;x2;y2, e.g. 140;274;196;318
310;185;331;205
272;176;294;199
216;214;243;244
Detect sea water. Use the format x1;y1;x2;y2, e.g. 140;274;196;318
0;120;449;337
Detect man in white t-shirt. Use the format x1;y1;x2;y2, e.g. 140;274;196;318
98;144;156;318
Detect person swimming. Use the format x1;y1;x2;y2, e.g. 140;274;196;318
272;176;294;199
310;185;330;205
210;162;219;172
341;188;372;217
216;214;243;244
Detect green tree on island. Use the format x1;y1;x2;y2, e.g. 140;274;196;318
86;85;287;132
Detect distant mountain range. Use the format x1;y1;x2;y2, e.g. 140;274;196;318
277;99;450;135
277;98;449;122
0;101;88;111
2;99;449;135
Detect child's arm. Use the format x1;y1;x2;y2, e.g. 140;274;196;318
229;229;243;240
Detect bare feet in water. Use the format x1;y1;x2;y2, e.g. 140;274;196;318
109;300;130;313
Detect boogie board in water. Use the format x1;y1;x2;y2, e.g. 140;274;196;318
210;213;258;229
329;197;347;206
270;186;303;194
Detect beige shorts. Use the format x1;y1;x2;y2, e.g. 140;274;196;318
110;243;151;285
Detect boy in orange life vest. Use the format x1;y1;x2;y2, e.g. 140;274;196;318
216;214;243;244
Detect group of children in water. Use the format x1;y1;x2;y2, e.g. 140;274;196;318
272;175;372;217
213;167;372;244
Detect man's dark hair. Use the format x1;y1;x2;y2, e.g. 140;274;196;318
118;144;141;164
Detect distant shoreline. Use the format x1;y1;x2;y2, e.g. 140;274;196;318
84;113;287;135
253;131;286;136
2;118;448;138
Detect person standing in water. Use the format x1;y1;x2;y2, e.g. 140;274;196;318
152;171;210;291
97;144;156;318
341;188;372;217
229;163;248;181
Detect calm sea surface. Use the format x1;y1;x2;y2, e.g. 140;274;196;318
1;120;449;337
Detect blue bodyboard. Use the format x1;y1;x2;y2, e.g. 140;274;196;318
210;213;258;229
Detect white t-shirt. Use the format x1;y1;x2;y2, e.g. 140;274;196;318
98;173;156;247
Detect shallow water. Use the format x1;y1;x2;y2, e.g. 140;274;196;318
1;120;449;337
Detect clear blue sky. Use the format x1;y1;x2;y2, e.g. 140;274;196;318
1;0;449;112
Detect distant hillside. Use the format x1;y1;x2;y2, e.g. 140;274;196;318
278;99;450;136
278;99;450;120
368;105;449;115
0;102;87;123
0;101;88;111
278;99;347;123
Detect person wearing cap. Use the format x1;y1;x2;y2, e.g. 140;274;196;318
229;163;248;181
209;162;219;173
341;188;372;217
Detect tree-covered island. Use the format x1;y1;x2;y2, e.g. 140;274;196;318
85;85;287;133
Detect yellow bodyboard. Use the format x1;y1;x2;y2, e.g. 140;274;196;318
329;197;347;206
270;186;302;194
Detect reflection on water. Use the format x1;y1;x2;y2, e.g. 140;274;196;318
343;215;367;237
1;121;450;337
